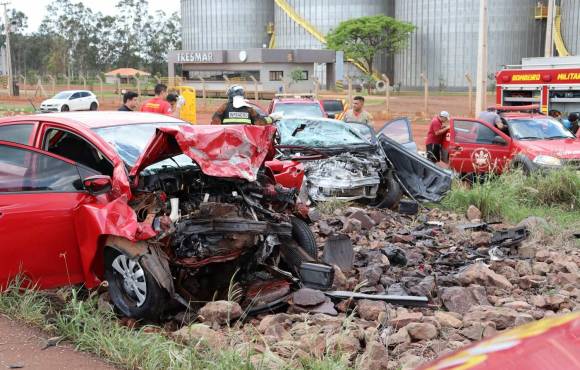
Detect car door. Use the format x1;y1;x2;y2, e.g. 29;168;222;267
377;117;418;152
446;119;512;174
68;92;82;111
80;91;92;110
0;141;90;289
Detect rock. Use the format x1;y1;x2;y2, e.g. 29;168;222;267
318;220;333;236
440;287;478;315
466;205;482;221
518;243;537;259
327;334;361;359
503;301;532;311
535;250;551;262
369;211;388;225
258;314;292;333
517;216;549;236
359;265;383;286
381;246;408;267
497;265;519;281
392;234;414;244
545;294;566;310
461;322;496;341
342;218;362;233
387;283;408;296
532;262;551;276
388;312;424;329
519;275;546;289
198;301;242;325
405;322;438;341
435;311;463;329
515;260;533;276
97;292;113;312
530;295;547;308
464;306;518;330
358;341;389;370
357;299;387;321
456;262;513;290
514;313;534;326
172;324;225;348
385;327;411;347
348;210;376;230
553;259;579;274
399;354;423;370
471;231;492;247
332;265;348;290
264;323;292;342
292;288;326;307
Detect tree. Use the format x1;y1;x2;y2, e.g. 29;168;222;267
326;15;415;77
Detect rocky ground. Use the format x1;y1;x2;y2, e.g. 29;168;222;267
104;205;580;370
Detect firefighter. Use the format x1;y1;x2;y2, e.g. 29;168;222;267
211;85;275;125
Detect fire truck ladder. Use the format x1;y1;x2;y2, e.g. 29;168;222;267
553;9;570;57
273;0;378;79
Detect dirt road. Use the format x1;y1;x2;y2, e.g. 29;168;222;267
0;316;115;370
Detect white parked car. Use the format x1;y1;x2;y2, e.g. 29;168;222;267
40;90;99;112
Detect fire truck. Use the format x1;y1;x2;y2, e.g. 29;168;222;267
496;56;580;116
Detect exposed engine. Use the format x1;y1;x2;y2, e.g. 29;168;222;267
303;151;387;201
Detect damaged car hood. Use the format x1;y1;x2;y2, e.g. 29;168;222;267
130;125;277;182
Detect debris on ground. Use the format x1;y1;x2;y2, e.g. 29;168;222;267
99;207;579;369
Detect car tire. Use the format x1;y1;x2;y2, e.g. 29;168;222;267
511;156;534;175
291;217;317;260
369;171;403;210
60;105;70;112
90;102;98;111
104;247;167;320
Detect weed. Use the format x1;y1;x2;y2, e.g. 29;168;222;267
315;199;353;216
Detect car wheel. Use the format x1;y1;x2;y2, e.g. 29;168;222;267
90;102;98;111
60;105;70;112
104;247;167;320
369;171;402;210
291;217;317;260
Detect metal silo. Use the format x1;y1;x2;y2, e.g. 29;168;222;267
394;0;545;90
560;0;580;55
181;0;274;50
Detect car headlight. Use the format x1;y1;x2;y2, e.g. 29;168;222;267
533;155;562;167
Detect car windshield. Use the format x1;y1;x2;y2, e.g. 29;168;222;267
509;118;575;140
53;92;73;99
93;122;187;166
277;118;372;148
323;100;343;113
273;103;324;117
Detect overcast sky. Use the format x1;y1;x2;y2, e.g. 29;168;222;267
12;0;181;33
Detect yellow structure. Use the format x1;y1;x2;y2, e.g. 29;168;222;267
174;86;197;124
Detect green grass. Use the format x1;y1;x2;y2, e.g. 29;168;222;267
0;104;36;113
0;279;347;370
441;168;580;228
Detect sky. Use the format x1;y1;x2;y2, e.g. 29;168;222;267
12;0;181;33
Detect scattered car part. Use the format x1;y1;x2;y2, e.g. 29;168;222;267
325;291;429;307
490;226;530;247
322;235;354;272
381;246;408;267
398;199;419;215
299;263;335;291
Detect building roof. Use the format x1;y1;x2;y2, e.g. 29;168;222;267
105;68;151;77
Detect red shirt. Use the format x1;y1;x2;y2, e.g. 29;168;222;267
425;116;446;145
140;97;172;115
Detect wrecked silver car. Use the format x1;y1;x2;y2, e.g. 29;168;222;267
275;118;403;208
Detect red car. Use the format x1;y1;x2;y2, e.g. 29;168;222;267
441;107;580;175
267;94;329;118
0;112;313;319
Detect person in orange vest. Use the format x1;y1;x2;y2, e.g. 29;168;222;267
140;84;172;115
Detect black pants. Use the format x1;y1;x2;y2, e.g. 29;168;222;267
426;143;441;163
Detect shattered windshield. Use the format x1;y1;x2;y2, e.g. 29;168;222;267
277;118;373;148
93;122;187;166
509;118;575;140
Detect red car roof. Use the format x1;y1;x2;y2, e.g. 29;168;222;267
0;111;184;129
274;98;320;104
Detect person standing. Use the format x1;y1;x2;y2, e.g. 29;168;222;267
118;91;139;111
479;107;508;135
211;85;273;125
425;111;450;163
568;113;579;136
140;84;172;115
342;96;374;126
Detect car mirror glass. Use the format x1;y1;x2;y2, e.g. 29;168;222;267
492;135;507;145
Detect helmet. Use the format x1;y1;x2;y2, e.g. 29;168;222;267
227;85;245;101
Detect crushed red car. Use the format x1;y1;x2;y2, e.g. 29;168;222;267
0;112;319;319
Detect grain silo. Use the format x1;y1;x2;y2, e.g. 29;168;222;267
181;0;274;51
560;0;580;55
394;0;545;90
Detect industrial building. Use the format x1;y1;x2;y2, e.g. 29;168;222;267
177;0;580;91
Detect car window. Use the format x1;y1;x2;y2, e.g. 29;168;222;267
379;119;412;144
454;120;499;144
53;92;73;99
81;92;91;98
43;128;114;176
0;124;34;145
0;145;83;193
70;93;81;100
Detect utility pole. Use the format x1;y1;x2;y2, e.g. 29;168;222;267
544;0;555;57
1;2;12;96
475;0;488;115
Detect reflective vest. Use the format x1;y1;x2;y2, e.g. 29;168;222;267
222;103;253;125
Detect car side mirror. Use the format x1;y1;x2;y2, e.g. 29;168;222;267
328;114;336;119
83;175;112;196
492;135;508;145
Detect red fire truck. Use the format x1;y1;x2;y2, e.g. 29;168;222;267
496;59;580;116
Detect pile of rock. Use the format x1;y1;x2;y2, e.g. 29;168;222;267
167;205;579;369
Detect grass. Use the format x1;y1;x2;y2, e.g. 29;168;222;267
441;168;580;229
0;278;348;370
